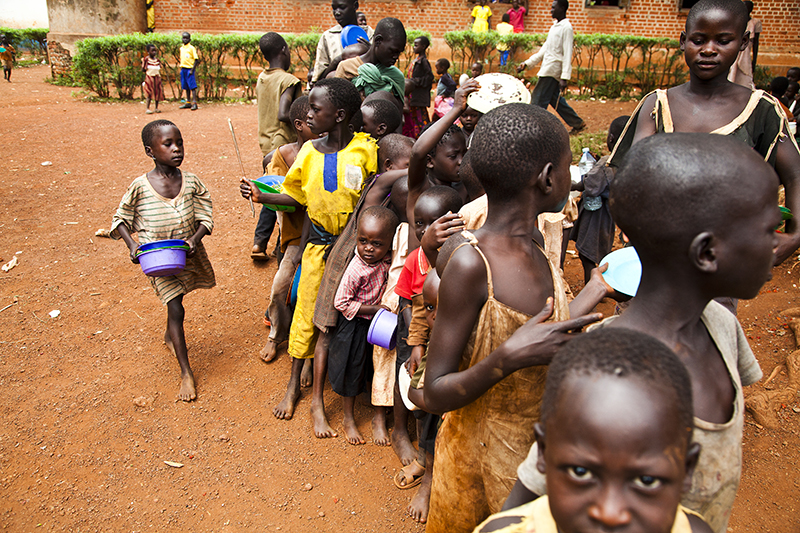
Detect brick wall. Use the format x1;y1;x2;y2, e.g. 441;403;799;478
155;0;798;65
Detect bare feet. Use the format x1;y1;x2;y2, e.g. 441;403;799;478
311;402;338;438
300;358;313;388
273;385;300;420
408;469;432;523
178;371;197;402
372;407;391;446
394;459;425;489
391;430;418;466
343;416;365;445
259;339;279;363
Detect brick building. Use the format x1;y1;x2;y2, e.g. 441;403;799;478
155;0;798;69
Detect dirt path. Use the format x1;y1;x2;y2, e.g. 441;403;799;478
0;66;797;532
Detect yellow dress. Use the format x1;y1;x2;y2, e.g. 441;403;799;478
281;133;378;359
471;5;492;33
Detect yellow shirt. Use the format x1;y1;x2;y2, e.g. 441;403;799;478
497;21;513;51
180;43;198;69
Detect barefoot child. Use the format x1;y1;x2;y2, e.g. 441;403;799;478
141;45;164;114
241;78;377;422
476;329;714;533
111;120;215;401
328;206;399;444
421;103;610;532
511;133;775;533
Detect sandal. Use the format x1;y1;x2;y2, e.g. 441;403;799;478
394;459;425;490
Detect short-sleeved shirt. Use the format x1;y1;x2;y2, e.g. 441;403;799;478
507;6;526;33
395;247;430;300
180;43;198;69
256;67;301;155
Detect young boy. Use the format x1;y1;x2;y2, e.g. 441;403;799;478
179;32;199;111
250;96;312;365
361;98;403;140
460;105;483;146
240;78;377;422
0;34;15;82
403;36;434;139
251;32;303;261
459;61;483;86
335;17;407;104
609;0;800;265
507;0;527;34
433;59;457;121
476;328;713;533
496;14;514;67
357;11;368;29
421;102;608;533
312;0;372;84
328;206;399;445
511;133;774;533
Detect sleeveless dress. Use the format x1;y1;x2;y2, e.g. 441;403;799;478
426;231;570;533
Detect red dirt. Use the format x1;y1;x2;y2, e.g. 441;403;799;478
0;66;797;531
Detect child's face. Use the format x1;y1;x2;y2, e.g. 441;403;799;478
785;84;798;101
422;274;439;330
788;69;800;84
436;62;448;76
385;154;410;171
146;125;184;168
307;87;341;135
538;373;696;533
545;149;573;213
512;0;520;9
470;63;483;78
460;107;483;133
428;133;467;183
360;106;386;139
413;196;449;243
148;47;157;58
357;13;368;27
375;35;406;68
413;38;427;55
356;216;392;264
331;0;357;27
181;33;191;44
294;117;318;143
681;8;747;81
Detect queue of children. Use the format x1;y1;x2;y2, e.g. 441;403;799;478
110;0;800;530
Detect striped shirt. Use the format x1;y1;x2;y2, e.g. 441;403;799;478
334;252;391;320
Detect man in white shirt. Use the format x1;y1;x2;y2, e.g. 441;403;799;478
311;0;374;84
517;0;586;134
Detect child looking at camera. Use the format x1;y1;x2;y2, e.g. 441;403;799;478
141;44;164;114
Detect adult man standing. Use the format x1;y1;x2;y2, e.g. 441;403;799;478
517;0;585;134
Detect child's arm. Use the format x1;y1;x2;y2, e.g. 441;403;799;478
239;178;302;208
278;85;300;124
115;223;140;264
185;224;209;257
423;247;602;415
364;169;407;208
420;213;465;266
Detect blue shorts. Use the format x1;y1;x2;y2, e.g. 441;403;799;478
180;68;197;91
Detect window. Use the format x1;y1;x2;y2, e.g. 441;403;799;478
585;0;629;7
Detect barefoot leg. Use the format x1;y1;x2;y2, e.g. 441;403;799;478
372;405;391;446
300;357;313;388
391;382;418;465
408;451;434;523
342;396;365;445
166;295;196;402
311;331;337;438
259;338;280;363
273;358;304;419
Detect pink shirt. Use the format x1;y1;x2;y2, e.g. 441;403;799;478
507;6;526;33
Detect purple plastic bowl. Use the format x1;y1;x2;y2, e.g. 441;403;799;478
138;247;187;277
367;308;397;350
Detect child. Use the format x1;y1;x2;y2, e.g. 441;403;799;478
769;76;793;119
249;96;312;365
570;115;628;285
421;102;609;533
361;98;403;140
178;32;199;111
312;0;371;84
0;34;15;82
357;11;368;29
328;206;400;445
476;328;713;533
403;36;434;139
335;17;407;104
141;44;164;114
251;32;303;261
507;0;527;34
727;0;760;90
433;59;456;121
240;78;377;422
512;133;774;533
609;0;800;265
459;61;483;86
111;120;215;401
460;105;483;146
470;0;492;33
496;14;514;67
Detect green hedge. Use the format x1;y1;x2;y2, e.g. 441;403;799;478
0;27;48;61
72;32;320;100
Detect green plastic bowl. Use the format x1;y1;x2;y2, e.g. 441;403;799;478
253;176;295;212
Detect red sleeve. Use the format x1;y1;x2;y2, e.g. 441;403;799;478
395;250;418;300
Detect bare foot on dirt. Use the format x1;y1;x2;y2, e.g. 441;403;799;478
273;387;300;420
178;372;197;402
344;417;365;445
259;339;279;363
311;402;338;438
408;472;432;523
392;430;417;465
372;408;391;446
300;358;313;388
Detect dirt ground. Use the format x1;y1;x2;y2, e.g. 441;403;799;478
0;65;798;532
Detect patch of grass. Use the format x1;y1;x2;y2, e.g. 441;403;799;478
569;131;609;164
46;75;80;87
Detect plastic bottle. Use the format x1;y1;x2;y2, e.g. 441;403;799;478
578;147;596;177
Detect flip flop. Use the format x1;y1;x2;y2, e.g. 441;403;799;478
394;459;425;490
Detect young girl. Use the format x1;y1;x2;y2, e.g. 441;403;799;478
141;44;164;114
403;36;434;139
111;120;215;401
328;206;399;444
433;59;456;122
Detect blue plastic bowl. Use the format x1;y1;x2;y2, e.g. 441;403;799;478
253;175;295;212
136;239;188;277
341;25;369;48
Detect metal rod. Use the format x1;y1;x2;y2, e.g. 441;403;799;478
228;118;255;217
